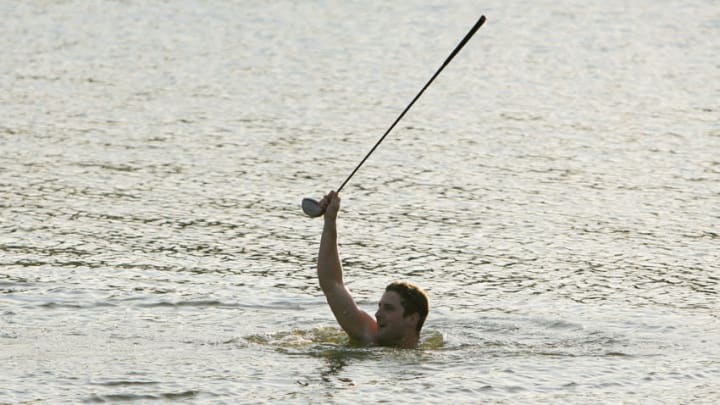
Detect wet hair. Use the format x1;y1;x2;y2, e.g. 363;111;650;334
385;281;429;333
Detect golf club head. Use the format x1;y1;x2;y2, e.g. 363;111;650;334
302;198;324;218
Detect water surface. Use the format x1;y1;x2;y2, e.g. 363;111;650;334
1;0;719;403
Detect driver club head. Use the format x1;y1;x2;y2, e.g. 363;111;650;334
301;198;324;218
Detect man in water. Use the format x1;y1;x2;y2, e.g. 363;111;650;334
316;191;429;348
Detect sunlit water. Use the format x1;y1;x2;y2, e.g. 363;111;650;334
1;0;719;403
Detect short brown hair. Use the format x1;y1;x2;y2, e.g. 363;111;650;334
385;281;429;333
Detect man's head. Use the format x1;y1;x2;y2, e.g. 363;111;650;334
386;281;429;332
375;281;429;347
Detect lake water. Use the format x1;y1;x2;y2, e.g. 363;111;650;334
1;0;719;403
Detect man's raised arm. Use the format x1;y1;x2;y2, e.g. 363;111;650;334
317;191;377;344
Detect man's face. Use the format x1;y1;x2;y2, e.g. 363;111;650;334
375;291;416;346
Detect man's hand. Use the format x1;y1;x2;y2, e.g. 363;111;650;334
319;191;340;221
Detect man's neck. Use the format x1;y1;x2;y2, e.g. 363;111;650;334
397;333;419;349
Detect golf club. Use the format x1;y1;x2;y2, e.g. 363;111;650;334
302;15;486;218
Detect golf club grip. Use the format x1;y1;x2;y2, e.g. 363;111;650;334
336;15;486;193
442;15;486;70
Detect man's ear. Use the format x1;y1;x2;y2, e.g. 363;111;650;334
406;312;420;328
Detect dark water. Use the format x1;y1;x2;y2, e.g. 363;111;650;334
1;0;719;403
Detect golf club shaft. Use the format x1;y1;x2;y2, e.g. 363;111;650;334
336;15;486;193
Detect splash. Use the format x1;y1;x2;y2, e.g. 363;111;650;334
244;326;350;348
420;330;445;350
245;327;444;350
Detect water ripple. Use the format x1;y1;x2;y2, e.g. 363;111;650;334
1;0;718;403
